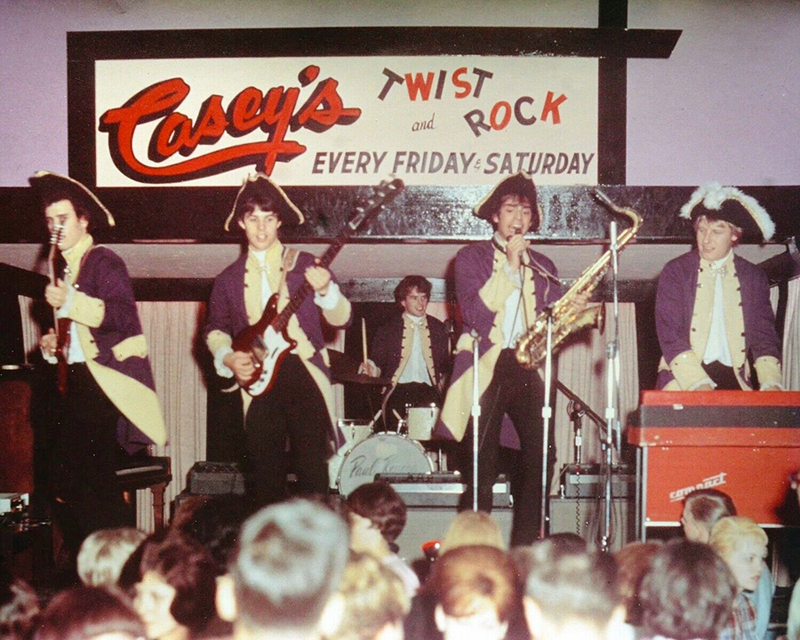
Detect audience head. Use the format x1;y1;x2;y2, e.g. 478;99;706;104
135;534;221;639
438;510;506;555
613;541;661;625
0;573;40;640
34;586;145;640
346;482;407;550
517;539;624;640
681;488;737;543
77;527;147;587
427;545;516;640
328;551;410;640
173;495;249;571
709;516;768;592
638;539;737;640
221;498;350;638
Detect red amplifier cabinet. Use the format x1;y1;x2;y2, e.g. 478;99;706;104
630;391;800;536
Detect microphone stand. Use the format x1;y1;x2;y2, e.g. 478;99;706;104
470;329;481;511
600;220;622;552
540;308;554;539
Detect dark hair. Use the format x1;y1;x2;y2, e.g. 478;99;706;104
393;276;432;304
428;545;516;623
639;539;737;640
141;534;221;633
0;574;39;640
231;499;350;633
34;586;144;640
346;482;407;545
40;189;94;229
234;179;282;225
519;539;621;631
174;495;249;571
684;489;737;530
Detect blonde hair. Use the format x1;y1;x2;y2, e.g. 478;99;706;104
331;551;410;640
708;516;767;562
693;214;743;246
439;511;505;555
77;527;146;587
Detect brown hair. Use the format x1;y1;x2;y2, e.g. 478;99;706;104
346;482;407;544
614;541;662;625
428;545;516;623
684;489;737;531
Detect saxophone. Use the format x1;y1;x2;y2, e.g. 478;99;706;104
515;189;643;369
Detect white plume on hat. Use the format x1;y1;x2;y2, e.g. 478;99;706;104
680;182;775;242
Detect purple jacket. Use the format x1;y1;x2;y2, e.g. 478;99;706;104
371;313;451;385
204;250;348;353
439;240;562;446
68;246;161;450
655;250;781;389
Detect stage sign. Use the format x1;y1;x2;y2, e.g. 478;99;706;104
95;56;598;188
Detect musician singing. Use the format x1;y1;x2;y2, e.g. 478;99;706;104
439;172;588;546
204;174;352;506
362;275;450;431
655;184;782;391
32;171;166;555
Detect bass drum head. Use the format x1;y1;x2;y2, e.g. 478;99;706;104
337;433;432;497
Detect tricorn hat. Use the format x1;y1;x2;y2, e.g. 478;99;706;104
473;171;540;231
680;183;775;243
29;171;115;228
224;173;304;231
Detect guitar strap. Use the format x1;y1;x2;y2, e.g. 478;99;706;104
279;247;299;299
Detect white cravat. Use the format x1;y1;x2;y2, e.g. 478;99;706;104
251;249;273;310
702;251;733;367
398;314;432;385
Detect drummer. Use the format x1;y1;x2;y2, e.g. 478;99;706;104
361;275;451;432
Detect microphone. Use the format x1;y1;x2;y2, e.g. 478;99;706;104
507;228;524;263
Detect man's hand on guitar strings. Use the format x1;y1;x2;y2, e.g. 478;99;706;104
45;279;68;309
40;328;58;355
224;351;256;385
305;260;332;296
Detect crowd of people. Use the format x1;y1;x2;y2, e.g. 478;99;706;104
2;483;796;640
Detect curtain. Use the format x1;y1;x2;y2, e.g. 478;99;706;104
782;277;800;391
134;301;208;531
551;302;639;493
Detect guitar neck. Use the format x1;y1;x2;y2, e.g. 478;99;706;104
273;234;349;331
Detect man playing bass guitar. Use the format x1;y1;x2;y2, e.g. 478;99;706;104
204;174;352;507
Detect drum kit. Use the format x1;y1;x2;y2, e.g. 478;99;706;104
328;350;445;496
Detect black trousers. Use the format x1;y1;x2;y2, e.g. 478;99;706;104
244;354;330;508
53;364;130;554
457;349;549;546
381;381;441;432
702;360;740;390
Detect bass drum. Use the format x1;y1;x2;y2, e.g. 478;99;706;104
337;433;433;497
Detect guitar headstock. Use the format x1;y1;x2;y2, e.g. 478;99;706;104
347;178;405;232
49;215;66;247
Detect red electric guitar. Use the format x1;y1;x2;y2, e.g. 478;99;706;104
47;217;71;395
233;178;404;397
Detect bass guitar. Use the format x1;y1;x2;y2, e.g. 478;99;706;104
233;177;404;397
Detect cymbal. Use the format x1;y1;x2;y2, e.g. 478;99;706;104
328;350;391;386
